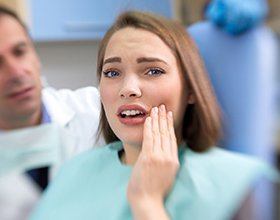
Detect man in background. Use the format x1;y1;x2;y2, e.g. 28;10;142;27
0;6;101;220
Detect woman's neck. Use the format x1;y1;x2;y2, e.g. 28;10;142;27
122;143;142;165
121;136;184;166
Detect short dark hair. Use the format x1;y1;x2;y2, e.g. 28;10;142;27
97;11;222;152
0;5;28;33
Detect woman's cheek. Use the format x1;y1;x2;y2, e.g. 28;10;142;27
100;86;116;105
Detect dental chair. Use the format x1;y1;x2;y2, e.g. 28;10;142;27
188;21;278;163
188;21;279;219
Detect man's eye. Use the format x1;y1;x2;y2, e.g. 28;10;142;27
102;70;120;78
13;49;25;57
146;68;165;76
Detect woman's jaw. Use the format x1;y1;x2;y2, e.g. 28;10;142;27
113;105;184;165
115;105;150;165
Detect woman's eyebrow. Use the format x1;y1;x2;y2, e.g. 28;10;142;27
103;57;121;65
137;57;167;64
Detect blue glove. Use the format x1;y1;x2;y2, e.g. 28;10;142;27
205;0;269;35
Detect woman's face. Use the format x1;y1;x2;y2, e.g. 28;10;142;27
100;27;190;147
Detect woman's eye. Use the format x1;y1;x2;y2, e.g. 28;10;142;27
102;70;120;78
146;68;165;76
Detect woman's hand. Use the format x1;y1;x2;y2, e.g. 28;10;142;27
127;105;179;220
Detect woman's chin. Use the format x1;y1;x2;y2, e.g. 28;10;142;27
118;134;143;148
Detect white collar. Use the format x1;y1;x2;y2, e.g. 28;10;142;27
42;88;75;127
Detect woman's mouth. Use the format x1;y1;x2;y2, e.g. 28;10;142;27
117;105;148;126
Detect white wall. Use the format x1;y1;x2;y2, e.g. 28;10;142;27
35;41;100;90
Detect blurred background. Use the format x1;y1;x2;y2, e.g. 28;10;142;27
0;0;279;207
0;0;279;218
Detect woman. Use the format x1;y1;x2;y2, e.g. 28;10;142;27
31;11;278;220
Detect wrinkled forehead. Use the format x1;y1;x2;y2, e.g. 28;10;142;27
103;27;177;63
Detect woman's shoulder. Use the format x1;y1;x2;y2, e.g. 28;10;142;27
55;142;121;178
169;146;279;219
186;146;274;171
177;146;279;194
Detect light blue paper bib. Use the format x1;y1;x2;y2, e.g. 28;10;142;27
31;141;278;220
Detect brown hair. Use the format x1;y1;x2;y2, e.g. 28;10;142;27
97;11;222;152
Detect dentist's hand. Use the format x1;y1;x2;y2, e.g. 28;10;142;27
127;105;179;220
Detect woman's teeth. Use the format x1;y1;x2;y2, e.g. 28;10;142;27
121;110;144;117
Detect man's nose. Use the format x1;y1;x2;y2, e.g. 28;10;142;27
119;76;142;99
4;57;24;78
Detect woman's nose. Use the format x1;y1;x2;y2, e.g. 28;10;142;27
119;76;142;99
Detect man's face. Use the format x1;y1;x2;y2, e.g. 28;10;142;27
0;16;42;128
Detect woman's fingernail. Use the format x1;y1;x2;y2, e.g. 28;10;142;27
160;104;165;112
168;111;173;118
153;107;158;114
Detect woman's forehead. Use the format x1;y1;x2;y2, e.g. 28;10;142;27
104;27;176;63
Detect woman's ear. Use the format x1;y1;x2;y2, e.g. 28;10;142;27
187;92;195;104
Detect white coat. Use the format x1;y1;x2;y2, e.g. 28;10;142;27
0;86;101;220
